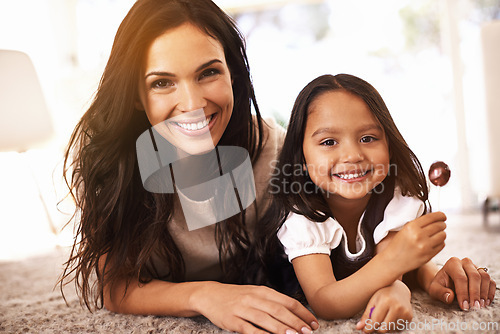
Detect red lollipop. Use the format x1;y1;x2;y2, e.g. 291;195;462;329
428;161;450;211
429;161;451;187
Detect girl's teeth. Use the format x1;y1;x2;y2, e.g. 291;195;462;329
176;115;212;131
335;171;367;180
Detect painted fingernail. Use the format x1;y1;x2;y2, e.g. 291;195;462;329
301;327;313;334
480;299;485;308
474;300;481;310
310;321;319;330
285;330;298;334
445;293;451;303
486;299;491;306
462;300;469;311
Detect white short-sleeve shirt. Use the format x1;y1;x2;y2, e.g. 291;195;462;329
277;188;425;263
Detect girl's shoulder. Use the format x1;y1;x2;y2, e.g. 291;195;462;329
277;212;344;262
373;188;426;244
384;187;426;218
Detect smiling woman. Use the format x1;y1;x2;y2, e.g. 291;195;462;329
137;23;234;156
58;0;318;333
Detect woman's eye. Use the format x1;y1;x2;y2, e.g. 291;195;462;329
199;68;220;80
361;136;376;143
320;139;337;146
151;79;173;89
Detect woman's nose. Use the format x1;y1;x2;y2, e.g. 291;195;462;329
176;81;206;112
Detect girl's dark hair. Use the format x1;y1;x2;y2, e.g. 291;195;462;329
253;74;429;287
59;0;264;310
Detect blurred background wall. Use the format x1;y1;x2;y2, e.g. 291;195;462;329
0;0;499;260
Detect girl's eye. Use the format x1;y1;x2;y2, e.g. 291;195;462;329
361;136;377;143
199;68;220;80
151;79;173;89
320;139;337;146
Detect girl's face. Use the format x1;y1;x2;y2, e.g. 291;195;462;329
137;23;234;156
302;90;390;205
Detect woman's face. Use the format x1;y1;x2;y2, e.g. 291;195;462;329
137;22;234;156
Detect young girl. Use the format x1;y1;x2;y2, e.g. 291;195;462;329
59;1;318;333
256;74;496;331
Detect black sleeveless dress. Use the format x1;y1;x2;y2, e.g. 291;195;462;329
269;177;396;300
330;178;395;280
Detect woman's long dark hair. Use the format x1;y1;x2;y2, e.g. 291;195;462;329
253;74;429;288
59;0;264;310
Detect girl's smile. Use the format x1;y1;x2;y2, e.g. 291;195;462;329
332;169;370;182
302;90;390;206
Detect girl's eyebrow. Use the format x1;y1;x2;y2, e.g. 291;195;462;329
357;124;383;133
311;127;337;137
144;59;223;80
311;124;383;137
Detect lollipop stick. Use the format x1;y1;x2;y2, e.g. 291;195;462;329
436;186;441;212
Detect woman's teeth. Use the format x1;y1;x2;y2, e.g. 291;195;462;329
175;115;213;131
335;171;368;180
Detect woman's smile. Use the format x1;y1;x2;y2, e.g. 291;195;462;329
168;112;217;137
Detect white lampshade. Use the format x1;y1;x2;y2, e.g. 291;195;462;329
0;49;54;152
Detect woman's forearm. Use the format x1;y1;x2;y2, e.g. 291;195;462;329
104;276;214;317
416;261;440;293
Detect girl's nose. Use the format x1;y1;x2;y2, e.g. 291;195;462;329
340;142;363;163
177;82;206;112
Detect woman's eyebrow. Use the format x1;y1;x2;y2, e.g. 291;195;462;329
144;71;174;79
195;59;222;72
144;59;223;80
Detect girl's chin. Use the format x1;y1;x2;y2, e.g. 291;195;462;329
321;186;373;201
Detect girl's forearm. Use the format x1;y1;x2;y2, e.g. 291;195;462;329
308;253;403;319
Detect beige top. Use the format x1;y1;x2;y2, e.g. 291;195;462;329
154;117;285;281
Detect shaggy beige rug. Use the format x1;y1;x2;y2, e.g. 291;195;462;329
1;212;499;333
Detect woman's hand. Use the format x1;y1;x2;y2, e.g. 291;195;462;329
381;212;447;275
356;280;412;333
427;257;496;311
191;282;319;334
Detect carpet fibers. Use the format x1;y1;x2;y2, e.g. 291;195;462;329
1;212;499;333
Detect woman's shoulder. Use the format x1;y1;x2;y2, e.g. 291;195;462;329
252;115;286;150
251;115;285;172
